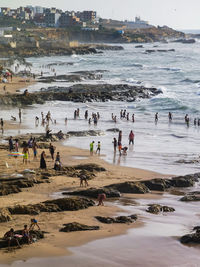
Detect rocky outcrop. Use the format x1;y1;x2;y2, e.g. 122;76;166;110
67;130;104;137
106;128;120;132
60;222;99;232
105;182;150;194
38;70;104;83
95;214;137;224
0;230;44;249
180;227;200;244
0;208;12;223
180;192;200;202
73;164;106;173
145;49;175;53
0;83;161;107
172;39;195;44
146;204;175;214
7;197;95;216
142;179;171;191
64;187;121;198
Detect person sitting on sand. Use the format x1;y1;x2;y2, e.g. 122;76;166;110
57;130;64;139
29;219;40;230
22;225;32;244
97;193;106;206
4;228;21;249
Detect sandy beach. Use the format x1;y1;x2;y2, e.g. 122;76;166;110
0;77;35;95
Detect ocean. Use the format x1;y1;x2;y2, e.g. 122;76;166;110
5;41;199;175
1;41;200;266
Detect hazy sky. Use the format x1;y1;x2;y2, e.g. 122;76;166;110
1;0;200;29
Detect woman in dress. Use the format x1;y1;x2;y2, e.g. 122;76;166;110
40;151;46;169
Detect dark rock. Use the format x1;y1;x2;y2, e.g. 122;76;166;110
146;204;175;214
0;230;44;249
180;227;200;244
142;178;171;191
0;208;12;223
65;187;121;198
105;181;150;194
180;195;200;202
8;197;95;215
74;164;106;172
67;130;103;137
60;222;100;232
170;175;196;187
0;184;21;196
95;214;137;224
135;45;143;48
106;128;120;132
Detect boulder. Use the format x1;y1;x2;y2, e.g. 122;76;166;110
67;130;103;137
105;182;149;194
0;208;12;223
142;178;171;191
0;230;44;249
60;222;100;232
146;204;175;214
8;197;95;215
180;194;200;202
106;128;120;132
170;175;196;187
180;227;200;244
64;187;121;198
74;164;106;172
95;214;137;224
0;184;21;196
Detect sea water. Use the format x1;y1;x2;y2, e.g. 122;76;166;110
5;41;200;175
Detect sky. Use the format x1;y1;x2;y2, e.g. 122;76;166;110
1;0;200;30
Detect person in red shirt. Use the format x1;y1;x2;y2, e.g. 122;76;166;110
129;130;134;145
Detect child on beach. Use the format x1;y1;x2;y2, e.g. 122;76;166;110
96;141;101;154
90;141;95;155
29;219;40;230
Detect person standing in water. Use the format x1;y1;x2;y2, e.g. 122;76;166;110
96;141;101;155
19;109;22;123
90;141;95;156
129;130;134;145
168;112;172;121
155;112;158;122
113;138;117;153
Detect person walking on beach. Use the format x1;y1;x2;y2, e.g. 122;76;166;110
19;109;22;123
8;136;14;152
129;130;134;145
49;143;55;160
97;193;106;206
96;141;101;155
40;151;47;169
113;137;117;153
90;141;95;155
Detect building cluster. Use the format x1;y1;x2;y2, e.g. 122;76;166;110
0;6;99;29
